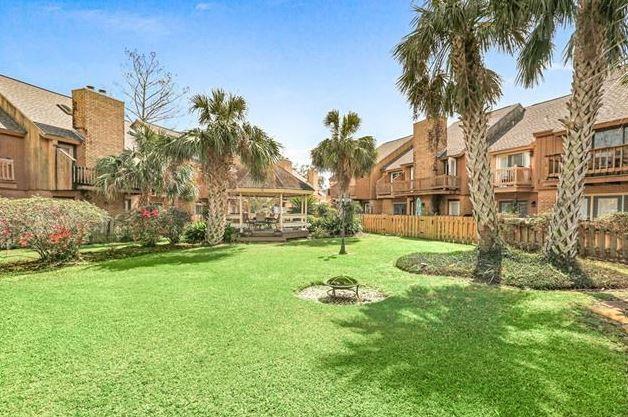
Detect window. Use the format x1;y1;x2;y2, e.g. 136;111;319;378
579;197;591;220
56;143;75;159
390;171;403;181
448;200;460;216
56;104;72;115
498;152;530;168
499;200;528;217
594;196;621;218
447;157;457;176
593;128;624;149
393;203;406;215
124;199;132;212
415;198;423;216
195;203;206;216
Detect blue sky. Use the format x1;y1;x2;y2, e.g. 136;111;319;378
0;1;573;165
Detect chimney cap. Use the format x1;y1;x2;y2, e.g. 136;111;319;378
98;89;107;94
86;85;95;90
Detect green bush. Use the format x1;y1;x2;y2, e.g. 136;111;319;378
113;214;134;242
308;202;362;238
223;224;236;243
590;212;628;234
183;221;207;244
160;207;191;244
395;248;628;290
0;197;108;263
183;221;236;244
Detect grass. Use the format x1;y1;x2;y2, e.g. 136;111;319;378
396;247;628;290
0;234;626;416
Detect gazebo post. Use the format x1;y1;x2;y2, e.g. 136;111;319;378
279;193;283;231
238;193;243;232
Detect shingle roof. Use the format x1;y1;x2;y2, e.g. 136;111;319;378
0;107;25;134
384;148;413;171
234;164;315;192
490;71;628;152
446;104;521;156
376;134;412;163
0;74;83;141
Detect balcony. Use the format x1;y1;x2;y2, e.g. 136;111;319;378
0;158;15;182
544;144;628;180
416;175;460;192
73;165;96;187
376;175;460;197
494;167;532;190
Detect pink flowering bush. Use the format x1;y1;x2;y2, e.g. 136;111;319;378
0;197;108;263
128;206;163;246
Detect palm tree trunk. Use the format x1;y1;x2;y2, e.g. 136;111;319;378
339;191;347;255
204;160;229;246
543;3;607;270
451;36;502;283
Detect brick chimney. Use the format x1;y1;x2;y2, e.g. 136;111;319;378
277;158;293;172
72;87;125;167
413;117;447;180
306;167;319;190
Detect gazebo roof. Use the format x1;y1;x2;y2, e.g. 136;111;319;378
232;164;315;195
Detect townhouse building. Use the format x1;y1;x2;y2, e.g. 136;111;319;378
0;74;128;213
337;72;628;220
0;75;318;218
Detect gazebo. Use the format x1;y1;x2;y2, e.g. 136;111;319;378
225;163;315;242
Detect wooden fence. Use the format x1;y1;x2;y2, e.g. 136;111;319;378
361;214;477;244
502;223;628;263
360;214;628;263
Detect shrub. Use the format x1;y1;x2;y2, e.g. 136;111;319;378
590;212;628;234
395;248;628;290
308;202;362;238
183;221;207;244
160;207;191;244
113;214;134;242
129;206;162;247
182;221;236;244
0;197;108;263
223;224;236;243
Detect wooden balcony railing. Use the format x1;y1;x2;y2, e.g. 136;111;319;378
416;175;461;191
0;158;15;181
73;165;96;186
545;144;628;179
494;167;532;187
376;175;460;196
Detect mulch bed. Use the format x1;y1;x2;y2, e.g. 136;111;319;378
297;284;387;305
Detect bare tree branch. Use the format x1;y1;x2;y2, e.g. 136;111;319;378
120;49;189;124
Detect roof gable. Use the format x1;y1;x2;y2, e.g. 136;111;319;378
0;74;82;141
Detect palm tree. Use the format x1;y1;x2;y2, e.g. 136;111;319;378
167;89;282;245
515;0;627;269
311;110;377;255
394;0;525;283
95;126;197;207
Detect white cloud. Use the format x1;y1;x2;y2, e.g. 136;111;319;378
42;5;168;35
195;2;216;11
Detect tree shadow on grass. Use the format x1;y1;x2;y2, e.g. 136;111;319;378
320;283;625;416
92;245;244;272
281;237;359;248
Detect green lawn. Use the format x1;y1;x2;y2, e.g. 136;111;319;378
0;235;625;416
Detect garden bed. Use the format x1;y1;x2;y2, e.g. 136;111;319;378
396;249;628;290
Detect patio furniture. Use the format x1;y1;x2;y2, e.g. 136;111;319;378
325;276;360;300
